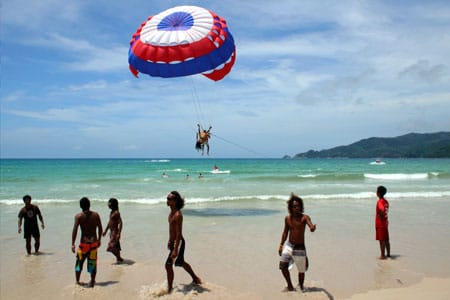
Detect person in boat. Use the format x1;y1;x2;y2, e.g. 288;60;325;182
195;124;212;156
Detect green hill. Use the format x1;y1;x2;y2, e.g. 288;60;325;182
292;132;450;158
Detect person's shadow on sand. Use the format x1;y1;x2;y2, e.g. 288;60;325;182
76;281;119;288
113;258;135;265
176;282;211;295
32;251;54;256
92;281;119;287
305;287;334;300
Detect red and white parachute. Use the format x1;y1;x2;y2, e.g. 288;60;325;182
128;6;236;81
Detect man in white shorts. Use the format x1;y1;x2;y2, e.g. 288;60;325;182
278;193;316;292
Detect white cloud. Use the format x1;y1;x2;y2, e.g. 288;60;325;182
1;0;450;158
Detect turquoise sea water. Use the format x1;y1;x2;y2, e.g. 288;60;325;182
1;158;449;205
1;158;450;298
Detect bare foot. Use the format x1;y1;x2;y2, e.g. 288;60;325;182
379;255;387;260
193;277;202;285
282;286;295;292
88;281;95;288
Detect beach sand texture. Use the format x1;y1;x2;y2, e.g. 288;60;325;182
2;196;450;300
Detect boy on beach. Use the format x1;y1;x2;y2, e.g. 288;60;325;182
102;198;124;263
279;193;316;292
18;195;45;255
72;197;103;287
165;191;202;293
375;185;390;259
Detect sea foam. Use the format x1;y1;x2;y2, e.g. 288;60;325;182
364;173;429;180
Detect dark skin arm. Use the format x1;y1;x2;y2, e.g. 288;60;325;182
18;210;24;234
72;214;80;253
278;216;290;255
38;212;45;229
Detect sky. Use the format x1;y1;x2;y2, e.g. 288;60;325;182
1;0;449;158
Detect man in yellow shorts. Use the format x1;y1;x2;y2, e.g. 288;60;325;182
72;197;103;287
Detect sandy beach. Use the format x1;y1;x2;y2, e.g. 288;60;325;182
2;194;450;300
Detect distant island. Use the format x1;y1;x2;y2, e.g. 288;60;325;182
287;132;450;159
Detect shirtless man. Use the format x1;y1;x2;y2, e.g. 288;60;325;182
72;197;103;287
279;193;316;292
102;198;124;263
165;191;201;293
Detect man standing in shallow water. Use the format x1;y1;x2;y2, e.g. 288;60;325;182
103;198;124;263
72;197;103;287
18;195;45;255
165;191;202;293
279;193;316;292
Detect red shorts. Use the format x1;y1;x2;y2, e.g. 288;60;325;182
376;227;389;241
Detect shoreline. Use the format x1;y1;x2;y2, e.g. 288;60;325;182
345;277;450;300
2;188;450;299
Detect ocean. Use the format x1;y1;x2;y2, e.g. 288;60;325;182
1;158;449;205
1;158;450;299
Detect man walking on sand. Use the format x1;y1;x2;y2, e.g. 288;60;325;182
375;185;390;259
279;193;316;292
18;195;45;255
72;197;103;287
165;191;202;293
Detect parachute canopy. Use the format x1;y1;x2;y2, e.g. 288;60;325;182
128;5;236;81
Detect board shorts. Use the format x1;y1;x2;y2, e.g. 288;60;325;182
165;239;185;267
279;242;308;272
23;225;40;240
75;242;99;274
376;227;389;241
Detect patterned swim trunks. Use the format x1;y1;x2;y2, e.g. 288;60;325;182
75;242;99;274
279;242;308;272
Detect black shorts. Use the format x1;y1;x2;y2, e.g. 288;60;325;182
24;225;40;239
165;239;185;267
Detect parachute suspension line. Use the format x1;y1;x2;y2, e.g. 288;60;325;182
210;133;266;157
190;78;207;127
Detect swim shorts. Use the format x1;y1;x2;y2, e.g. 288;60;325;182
376;227;389;241
279;242;308;272
23;225;40;240
165;239;185;267
75;242;99;274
